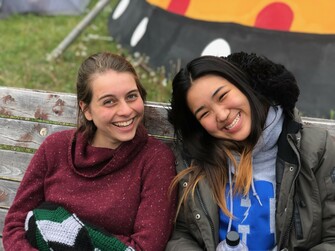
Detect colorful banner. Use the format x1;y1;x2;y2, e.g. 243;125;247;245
108;0;335;118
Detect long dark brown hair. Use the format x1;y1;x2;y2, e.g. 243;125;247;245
168;55;269;216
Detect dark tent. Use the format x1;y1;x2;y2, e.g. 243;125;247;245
0;0;90;18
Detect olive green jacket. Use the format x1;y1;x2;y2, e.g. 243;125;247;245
166;116;335;251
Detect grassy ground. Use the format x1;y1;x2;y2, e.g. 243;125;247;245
0;0;171;102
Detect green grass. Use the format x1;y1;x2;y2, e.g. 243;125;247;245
0;0;172;102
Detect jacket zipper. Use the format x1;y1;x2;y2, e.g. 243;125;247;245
196;186;216;247
280;134;301;248
281;213;294;248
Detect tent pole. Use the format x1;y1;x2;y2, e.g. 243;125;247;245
47;0;111;61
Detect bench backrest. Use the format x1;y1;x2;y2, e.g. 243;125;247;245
0;86;335;249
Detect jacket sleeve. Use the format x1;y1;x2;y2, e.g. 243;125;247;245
165;149;205;251
2;142;49;251
165;200;204;251
310;132;335;251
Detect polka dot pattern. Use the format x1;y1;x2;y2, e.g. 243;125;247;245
255;2;293;31
167;0;190;15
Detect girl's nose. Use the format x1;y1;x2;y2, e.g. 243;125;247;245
215;106;229;123
117;101;132;116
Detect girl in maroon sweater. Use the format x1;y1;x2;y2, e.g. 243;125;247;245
3;52;177;251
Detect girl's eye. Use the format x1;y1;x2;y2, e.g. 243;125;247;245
198;111;209;120
103;99;115;105
219;92;227;101
127;93;138;101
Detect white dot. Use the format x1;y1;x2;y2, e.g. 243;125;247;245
112;0;130;20
201;38;231;57
130;17;149;47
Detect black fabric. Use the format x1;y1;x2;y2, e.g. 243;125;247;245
226;52;300;117
277;117;301;164
25;213;38;248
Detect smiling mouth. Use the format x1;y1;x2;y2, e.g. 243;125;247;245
225;112;240;130
113;118;134;127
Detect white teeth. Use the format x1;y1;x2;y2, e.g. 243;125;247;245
113;119;133;127
225;113;240;130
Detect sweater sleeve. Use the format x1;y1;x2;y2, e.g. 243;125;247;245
115;142;177;251
2;141;49;251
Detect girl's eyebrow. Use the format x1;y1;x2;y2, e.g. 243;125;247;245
98;89;139;101
98;94;115;101
128;89;139;94
194;105;205;117
194;86;225;117
212;86;225;98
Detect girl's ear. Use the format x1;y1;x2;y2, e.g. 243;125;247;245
79;101;92;121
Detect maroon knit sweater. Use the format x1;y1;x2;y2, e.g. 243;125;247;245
3;125;177;251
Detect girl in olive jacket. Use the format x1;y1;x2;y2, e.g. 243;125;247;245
166;52;335;251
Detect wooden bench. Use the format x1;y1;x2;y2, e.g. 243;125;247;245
0;86;335;250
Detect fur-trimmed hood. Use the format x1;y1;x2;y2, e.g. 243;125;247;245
225;52;300;117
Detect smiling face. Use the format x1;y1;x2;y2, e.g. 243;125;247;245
186;74;251;141
80;70;144;149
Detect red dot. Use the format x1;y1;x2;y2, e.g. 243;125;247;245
255;2;293;31
167;0;190;15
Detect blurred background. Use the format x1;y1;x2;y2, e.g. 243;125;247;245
1;0;334;118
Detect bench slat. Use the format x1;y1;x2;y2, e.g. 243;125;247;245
0;116;173;152
2;87;334;139
0;117;73;149
0;150;33;181
0;179;20;209
0;87;78;124
0;87;175;138
303;117;335;140
0;208;9;242
143;103;174;138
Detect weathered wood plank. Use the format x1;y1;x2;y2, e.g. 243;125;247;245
0;87;78;124
0;208;8;239
0;180;20;209
0;87;175;138
0;150;33;181
0;237;3;250
0;117;73;149
143;103;174;139
1;87;334;139
303;117;335;141
0;115;173;152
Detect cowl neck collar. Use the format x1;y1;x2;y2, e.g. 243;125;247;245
70;124;148;178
